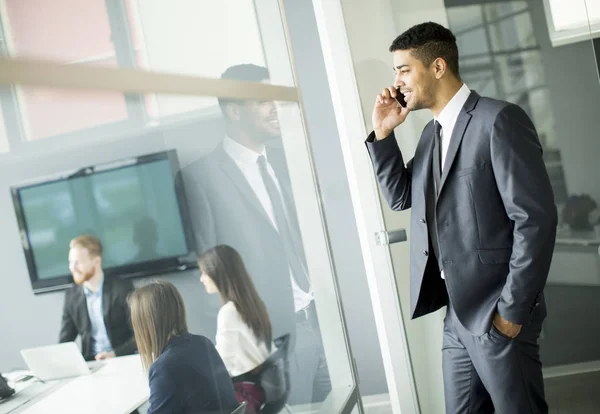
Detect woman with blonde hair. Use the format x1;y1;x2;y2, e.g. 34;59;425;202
198;245;273;413
128;280;238;414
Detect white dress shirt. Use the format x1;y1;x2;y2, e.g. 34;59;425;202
435;83;471;170
215;301;272;376
222;136;314;312
434;83;471;279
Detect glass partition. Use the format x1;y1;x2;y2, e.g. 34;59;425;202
0;0;294;85
0;1;359;412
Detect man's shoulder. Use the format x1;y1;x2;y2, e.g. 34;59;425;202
104;274;134;294
181;146;226;173
473;95;516;118
64;284;82;300
178;146;228;185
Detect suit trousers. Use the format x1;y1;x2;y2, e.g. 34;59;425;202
442;303;547;414
288;302;332;405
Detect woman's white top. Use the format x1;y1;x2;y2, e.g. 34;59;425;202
215;301;271;376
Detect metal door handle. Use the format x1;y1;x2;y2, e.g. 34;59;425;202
375;229;407;245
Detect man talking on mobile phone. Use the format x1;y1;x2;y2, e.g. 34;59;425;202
366;22;557;413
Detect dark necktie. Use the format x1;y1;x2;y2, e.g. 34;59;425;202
257;155;310;292
428;121;444;273
432;121;442;196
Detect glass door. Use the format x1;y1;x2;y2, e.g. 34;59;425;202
0;1;359;412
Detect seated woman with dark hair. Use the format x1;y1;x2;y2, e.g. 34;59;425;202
128;280;239;414
198;245;274;413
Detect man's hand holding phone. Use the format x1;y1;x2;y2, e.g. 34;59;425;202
372;86;410;140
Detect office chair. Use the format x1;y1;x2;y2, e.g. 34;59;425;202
232;333;291;414
231;401;248;414
257;334;291;413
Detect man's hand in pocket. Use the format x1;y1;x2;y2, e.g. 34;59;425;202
493;313;522;338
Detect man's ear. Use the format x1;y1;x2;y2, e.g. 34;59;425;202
433;57;447;79
224;102;242;122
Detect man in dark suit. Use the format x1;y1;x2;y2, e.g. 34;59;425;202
178;64;330;404
59;235;136;361
366;22;557;413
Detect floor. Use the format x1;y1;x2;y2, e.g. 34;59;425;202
361;370;600;413
546;371;600;414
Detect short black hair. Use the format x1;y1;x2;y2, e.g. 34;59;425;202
389;22;459;77
218;64;270;117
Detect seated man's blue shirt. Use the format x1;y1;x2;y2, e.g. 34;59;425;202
83;276;113;355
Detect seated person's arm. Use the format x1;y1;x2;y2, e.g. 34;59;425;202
59;294;77;343
215;327;240;375
146;365;181;414
215;306;243;375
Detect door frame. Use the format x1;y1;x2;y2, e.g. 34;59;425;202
311;1;420;413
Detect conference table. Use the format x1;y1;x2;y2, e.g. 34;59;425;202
0;355;149;414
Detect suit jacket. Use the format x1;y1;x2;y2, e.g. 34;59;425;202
59;274;136;360
366;91;558;335
146;333;239;414
177;144;301;339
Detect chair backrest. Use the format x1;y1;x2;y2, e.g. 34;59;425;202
258;333;291;414
231;401;247;414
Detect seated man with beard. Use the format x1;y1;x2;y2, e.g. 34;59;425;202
59;234;136;361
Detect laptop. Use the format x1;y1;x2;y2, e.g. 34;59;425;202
20;342;104;382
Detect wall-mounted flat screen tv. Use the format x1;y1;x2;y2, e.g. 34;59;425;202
11;150;196;294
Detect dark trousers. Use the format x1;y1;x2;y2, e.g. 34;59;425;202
288;301;332;405
442;304;548;413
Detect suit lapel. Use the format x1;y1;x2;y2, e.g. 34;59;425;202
438;91;479;196
74;286;91;336
214;146;275;229
102;277;111;326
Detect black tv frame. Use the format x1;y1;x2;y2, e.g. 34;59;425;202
11;149;198;294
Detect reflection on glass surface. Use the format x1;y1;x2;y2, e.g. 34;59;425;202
1;0;297;140
17;87;130;141
483;1;529;23
488;12;537;51
15;152;189;282
1;0;293;84
176;64;333;407
4;0;121;65
1;73;354;411
446;5;483;34
456;26;490;57
0;106;8;153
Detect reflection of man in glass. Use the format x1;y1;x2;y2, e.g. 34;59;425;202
132;216;160;263
178;64;331;404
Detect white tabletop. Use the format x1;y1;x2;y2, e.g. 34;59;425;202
14;355;149;414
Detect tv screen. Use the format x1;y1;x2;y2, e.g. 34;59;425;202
11;150;196;294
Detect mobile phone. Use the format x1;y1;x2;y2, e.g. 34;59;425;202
394;87;407;108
